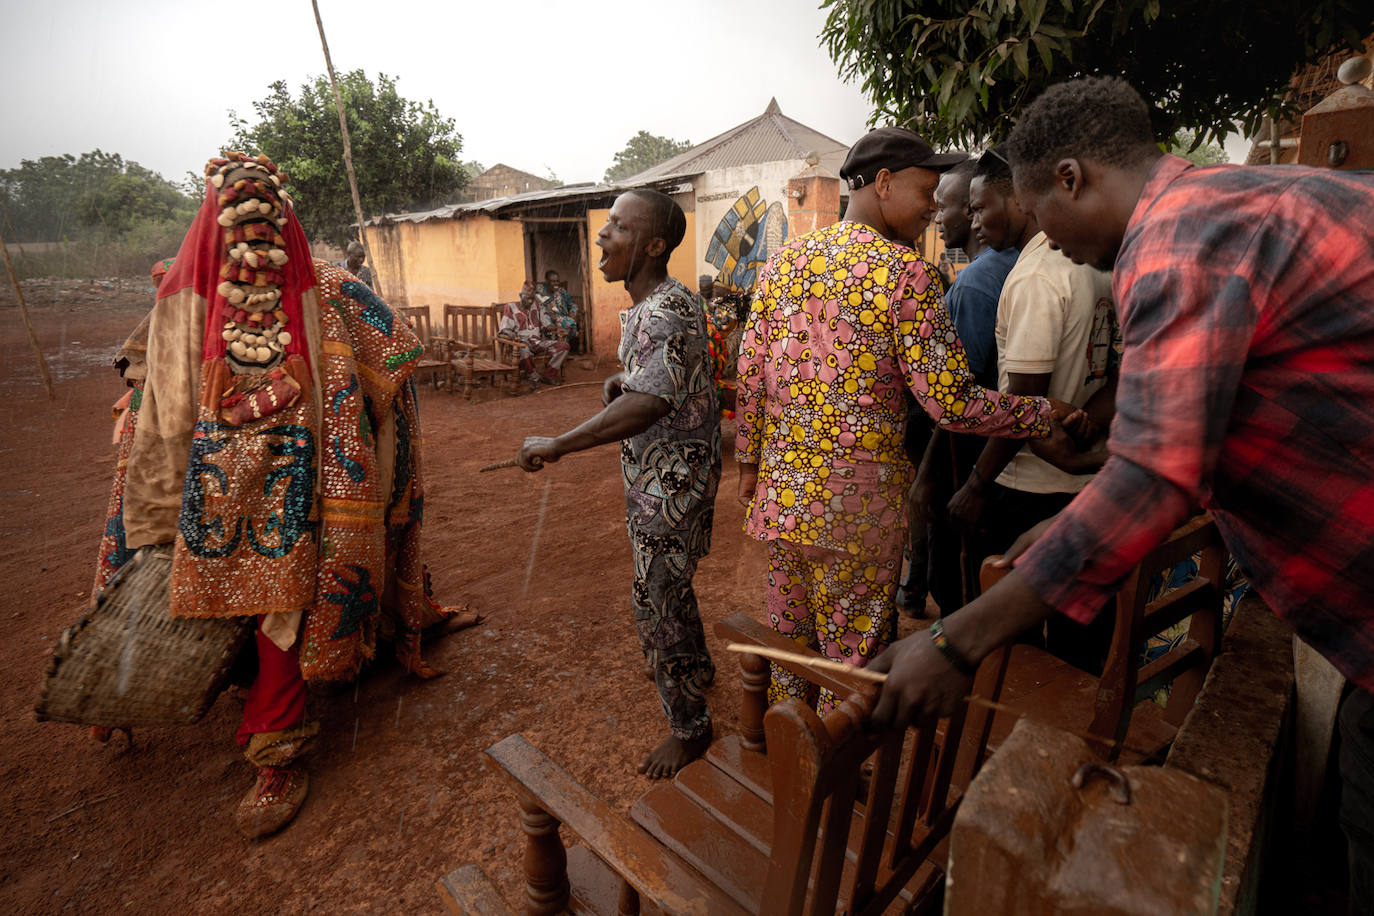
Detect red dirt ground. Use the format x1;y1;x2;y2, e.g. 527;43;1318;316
0;285;785;914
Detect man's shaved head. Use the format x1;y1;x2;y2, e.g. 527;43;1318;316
624;189;686;256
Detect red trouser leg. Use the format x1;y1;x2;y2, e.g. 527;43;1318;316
235;618;307;746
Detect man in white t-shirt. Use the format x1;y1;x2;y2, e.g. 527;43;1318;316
946;146;1118;670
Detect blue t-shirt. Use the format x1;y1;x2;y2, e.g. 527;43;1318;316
945;247;1018;387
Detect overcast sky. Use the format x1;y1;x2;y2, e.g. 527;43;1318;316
0;0;881;187
0;0;1252;188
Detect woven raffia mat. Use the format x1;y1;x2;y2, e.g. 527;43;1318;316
34;547;253;728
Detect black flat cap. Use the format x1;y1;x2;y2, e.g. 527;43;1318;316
840;127;967;190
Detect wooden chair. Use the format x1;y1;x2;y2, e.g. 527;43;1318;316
442;304;517;399
396;306;448;390
979;513;1227;763
439;613;1010;915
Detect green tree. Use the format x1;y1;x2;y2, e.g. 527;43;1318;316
461;160;486;183
0;150;195;242
229;71;468;243
603;131;693;183
821;0;1374;146
1169;130;1229;166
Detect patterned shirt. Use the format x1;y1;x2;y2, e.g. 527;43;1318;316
618;277;721;558
1016;155;1374;692
536;284;579;337
735;220;1053;555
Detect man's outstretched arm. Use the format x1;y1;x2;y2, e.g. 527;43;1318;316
517;392;670;470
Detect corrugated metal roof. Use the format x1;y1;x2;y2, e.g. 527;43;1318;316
366;99;850;225
365;182;613;225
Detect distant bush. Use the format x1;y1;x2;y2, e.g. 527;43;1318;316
6;217;188;280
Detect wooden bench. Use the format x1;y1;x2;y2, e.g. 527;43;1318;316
442;304;517;399
439;613;1010;915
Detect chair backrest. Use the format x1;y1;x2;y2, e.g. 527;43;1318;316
442;304;497;351
1090;513;1226;749
758;652;1008;916
397;305;434;349
979;513;1226;760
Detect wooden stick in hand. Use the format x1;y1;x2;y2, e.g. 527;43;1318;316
479;456;542;473
724;643;1150;756
724;642;887;683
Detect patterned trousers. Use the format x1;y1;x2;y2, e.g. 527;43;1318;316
630;536;714;741
766;538;901;714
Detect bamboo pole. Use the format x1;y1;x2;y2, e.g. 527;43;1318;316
0;223;54;399
310;0;381;298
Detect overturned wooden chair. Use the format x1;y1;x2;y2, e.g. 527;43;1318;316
396;306;449;390
439;613;1010;915
442;303;517;399
979;513;1228;764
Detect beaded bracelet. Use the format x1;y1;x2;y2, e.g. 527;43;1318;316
929;619;977;677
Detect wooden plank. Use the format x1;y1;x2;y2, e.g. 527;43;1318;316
485;736;748;916
630;782;768;912
672;758;774;854
437;864;515;916
1135;641;1207;702
705;735;773;803
1142;578;1216;633
983;645;1176;763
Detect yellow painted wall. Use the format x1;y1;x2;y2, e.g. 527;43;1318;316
584;208;697;360
364;214;526;324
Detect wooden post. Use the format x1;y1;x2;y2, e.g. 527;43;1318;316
310;0;381;298
0;224;54;399
517;791;570;915
738;650;769;753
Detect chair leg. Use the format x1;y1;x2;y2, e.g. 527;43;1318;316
518;791;570;916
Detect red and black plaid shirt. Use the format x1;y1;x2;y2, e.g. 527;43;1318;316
1017;155;1374;692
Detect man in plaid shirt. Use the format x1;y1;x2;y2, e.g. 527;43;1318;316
867;76;1374;908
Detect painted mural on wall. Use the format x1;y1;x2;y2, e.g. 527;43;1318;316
704;186;787;295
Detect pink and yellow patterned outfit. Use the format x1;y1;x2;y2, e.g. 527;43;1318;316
735;220;1051;709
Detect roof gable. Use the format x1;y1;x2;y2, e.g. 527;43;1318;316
620;98;850;184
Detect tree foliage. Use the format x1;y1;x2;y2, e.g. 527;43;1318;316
229;70;468;243
1168;130;1229;166
0;150;196;242
603;131;693;183
821;0;1374;147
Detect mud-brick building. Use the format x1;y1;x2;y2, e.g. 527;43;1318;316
363;100;919;358
455;164;557;203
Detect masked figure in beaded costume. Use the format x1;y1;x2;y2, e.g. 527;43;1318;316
115;153;469;839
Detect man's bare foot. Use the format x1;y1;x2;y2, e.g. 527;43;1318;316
638;727;713;780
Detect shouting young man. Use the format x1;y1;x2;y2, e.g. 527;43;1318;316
517;189;720;779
